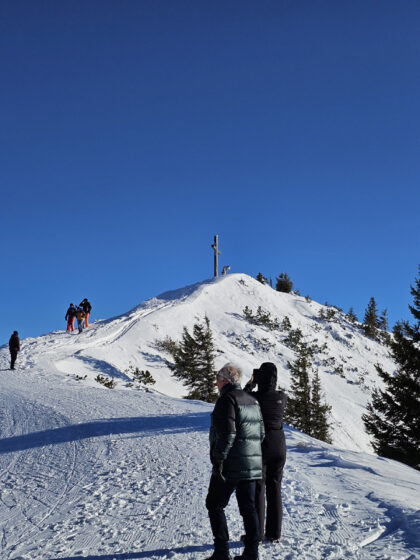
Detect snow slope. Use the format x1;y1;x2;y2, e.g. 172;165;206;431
0;365;419;560
0;274;419;559
6;273;396;452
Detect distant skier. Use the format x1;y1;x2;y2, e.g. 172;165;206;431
65;303;77;332
205;363;264;560
9;331;20;370
76;307;85;333
79;298;92;328
244;363;287;544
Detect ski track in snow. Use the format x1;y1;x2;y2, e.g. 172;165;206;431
0;274;419;560
0;366;418;560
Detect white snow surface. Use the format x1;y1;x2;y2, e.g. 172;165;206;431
0;273;419;559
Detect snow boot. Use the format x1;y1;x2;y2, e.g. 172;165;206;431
240;535;262;544
234;554;259;560
204;553;232;560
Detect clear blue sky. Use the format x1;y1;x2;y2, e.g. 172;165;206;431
1;0;419;344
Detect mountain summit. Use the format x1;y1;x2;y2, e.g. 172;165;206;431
3;273;395;453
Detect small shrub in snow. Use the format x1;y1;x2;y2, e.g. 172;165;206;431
242;306;280;330
281;316;292;331
126;364;156;387
95;375;116;389
346;307;358;324
335;365;345;378
75;374;87;381
275;272;293;293
283;328;304;351
318;308;337;322
256;272;268;285
153;336;178;355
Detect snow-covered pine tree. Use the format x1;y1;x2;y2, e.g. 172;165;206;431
167;316;218;403
311;370;332;443
346;307;358;324
285;342;332;443
284;352;312;435
363;297;379;339
378;309;391;345
363;266;420;470
275;272;293;293
256;272;268;285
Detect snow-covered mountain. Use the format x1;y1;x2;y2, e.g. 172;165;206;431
9;273;394;452
0;273;419;560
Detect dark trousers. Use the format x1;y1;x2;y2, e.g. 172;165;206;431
10;350;18;370
255;456;285;540
206;474;260;557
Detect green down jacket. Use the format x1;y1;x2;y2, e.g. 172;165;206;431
209;382;265;480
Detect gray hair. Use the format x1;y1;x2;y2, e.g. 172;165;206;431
217;363;242;384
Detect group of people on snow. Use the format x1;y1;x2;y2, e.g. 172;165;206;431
65;298;92;333
7;298;92;370
206;361;286;560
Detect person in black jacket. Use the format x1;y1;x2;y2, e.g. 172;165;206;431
206;363;265;560
65;304;77;332
9;331;20;370
79;298;92;327
244;362;287;543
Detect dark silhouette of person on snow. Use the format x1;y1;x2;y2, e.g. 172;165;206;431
79;298;92;327
9;331;20;370
65;304;77;332
205;363;265;560
244;362;287;544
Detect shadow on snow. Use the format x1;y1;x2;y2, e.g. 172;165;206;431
0;412;210;454
52;543;213;559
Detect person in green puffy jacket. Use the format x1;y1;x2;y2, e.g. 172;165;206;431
205;363;265;560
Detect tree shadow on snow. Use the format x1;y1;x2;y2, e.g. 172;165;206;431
0;412;210;455
52;543;214;559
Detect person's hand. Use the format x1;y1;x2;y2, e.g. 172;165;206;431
212;460;225;482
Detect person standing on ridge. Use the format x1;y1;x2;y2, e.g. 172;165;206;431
244;362;287;544
79;298;92;327
205;363;265;560
9;331;20;370
65;303;77;332
76;306;85;333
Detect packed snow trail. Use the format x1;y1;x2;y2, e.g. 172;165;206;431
0;367;419;560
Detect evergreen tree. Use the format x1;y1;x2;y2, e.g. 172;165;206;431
284;352;312;435
275;273;293;293
256;272;268;285
167;316;218;403
363;297;379;339
284;343;332;443
347;307;358;324
378;309;389;332
363;266;420;470
378;308;391;345
310;370;332;443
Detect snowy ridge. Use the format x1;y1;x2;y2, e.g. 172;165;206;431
0;273;419;559
5;273;395;452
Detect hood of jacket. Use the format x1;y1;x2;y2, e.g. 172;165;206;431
255;362;277;392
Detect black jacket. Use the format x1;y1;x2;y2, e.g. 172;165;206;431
245;363;287;460
65;306;77;320
9;333;20;352
79;300;92;314
210;382;265;480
